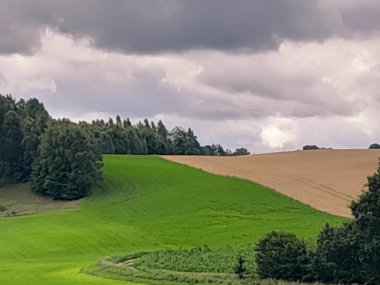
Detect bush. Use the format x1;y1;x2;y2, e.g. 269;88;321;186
234;256;246;279
232;148;250;156
350;162;380;283
256;159;380;284
302;145;319;150
369;143;380;149
255;231;308;281
312;223;364;284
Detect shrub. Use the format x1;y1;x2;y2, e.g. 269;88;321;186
369;143;380;149
232;148;250;156
256;159;380;284
302;145;319;150
350;162;380;283
312;223;364;284
255;231;308;281
234;256;246;279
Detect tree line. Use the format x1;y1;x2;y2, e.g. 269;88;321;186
83;116;249;156
0;94;248;199
0;94;50;185
254;160;380;284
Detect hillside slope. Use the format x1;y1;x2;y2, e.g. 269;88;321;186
163;149;380;217
0;156;345;285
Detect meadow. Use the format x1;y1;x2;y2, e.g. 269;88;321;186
0;155;346;285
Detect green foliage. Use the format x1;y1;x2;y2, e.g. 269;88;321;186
351;161;380;232
349;161;380;283
369;143;380;149
89;116;226;155
255;231;308;281
0;95;50;184
87;251;322;285
1;94;243;185
234;256;247;279
302;145;319;150
2;110;25;180
31;119;103;199
258;159;380;284
86;258;247;285
232;148;250;156
201;144;226;156
312;223;363;284
88;116;249;156
0;156;345;285
135;245;256;275
168;126;201;155
20;98;50;179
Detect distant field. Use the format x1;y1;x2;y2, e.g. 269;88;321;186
0;156;345;285
163;149;380;217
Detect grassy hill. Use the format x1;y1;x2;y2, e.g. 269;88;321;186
0;156;346;285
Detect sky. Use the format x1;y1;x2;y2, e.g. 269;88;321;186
1;0;380;152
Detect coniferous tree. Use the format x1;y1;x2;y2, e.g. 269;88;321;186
350;161;380;282
2;110;24;180
21;98;50;179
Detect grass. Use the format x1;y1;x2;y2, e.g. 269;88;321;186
0;155;347;284
84;245;258;285
0;183;80;217
134;245;257;274
84;255;303;285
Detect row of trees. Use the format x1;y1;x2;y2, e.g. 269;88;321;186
303;144;380;150
255;161;380;284
85;117;205;155
0;94;102;199
1;94;247;199
0;95;50;184
84;116;249;156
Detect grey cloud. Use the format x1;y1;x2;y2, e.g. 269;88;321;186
340;1;380;35
0;1;51;54
202;77;361;118
197;60;362;119
42;75;188;120
0;0;371;55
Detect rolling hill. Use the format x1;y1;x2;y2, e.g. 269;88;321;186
0;155;345;285
163;149;380;217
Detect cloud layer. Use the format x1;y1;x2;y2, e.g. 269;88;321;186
1;1;380;152
2;0;380;55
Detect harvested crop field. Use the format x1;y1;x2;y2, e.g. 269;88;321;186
163;149;380;217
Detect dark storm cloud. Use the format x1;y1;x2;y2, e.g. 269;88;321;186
0;0;373;55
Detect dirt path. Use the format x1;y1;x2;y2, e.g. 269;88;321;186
162;149;380;217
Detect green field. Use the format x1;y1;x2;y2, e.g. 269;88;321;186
0;155;346;285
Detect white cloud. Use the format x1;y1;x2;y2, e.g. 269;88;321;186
2;29;380;152
260;118;296;149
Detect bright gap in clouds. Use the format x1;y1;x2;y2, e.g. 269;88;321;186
1;28;380;153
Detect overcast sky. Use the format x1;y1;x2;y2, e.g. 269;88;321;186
1;0;380;152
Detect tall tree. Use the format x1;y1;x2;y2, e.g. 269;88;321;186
32;119;103;199
2;110;25;181
21;98;50;179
